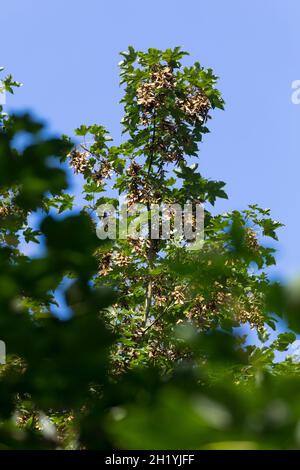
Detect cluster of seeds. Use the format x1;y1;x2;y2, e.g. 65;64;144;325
0;206;12;218
173;285;186;305
235;296;264;331
136;82;157;112
113;252;130;267
156;294;168;307
0;204;24;218
187;291;231;326
137;63;211;127
178;87;211;123
148;138;183;164
155;119;184;163
129;237;151;257
244;228;259;251
126;162;160;205
68;147;113;190
152;275;169;307
136;65;175;114
92;160;112;187
151;275;186;308
98;250;132;275
127;161;142;178
187;289;264;333
151;65;174;90
98;252;112;276
68;149;89;174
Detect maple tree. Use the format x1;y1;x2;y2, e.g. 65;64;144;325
0;49;300;450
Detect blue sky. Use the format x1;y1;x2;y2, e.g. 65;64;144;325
1;0;300;281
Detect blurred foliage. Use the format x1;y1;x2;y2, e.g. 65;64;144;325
0;50;300;450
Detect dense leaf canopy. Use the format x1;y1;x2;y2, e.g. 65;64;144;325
0;48;299;450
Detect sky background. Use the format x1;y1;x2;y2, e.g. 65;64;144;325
1;0;300;282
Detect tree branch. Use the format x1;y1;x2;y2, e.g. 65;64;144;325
144;110;157;325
